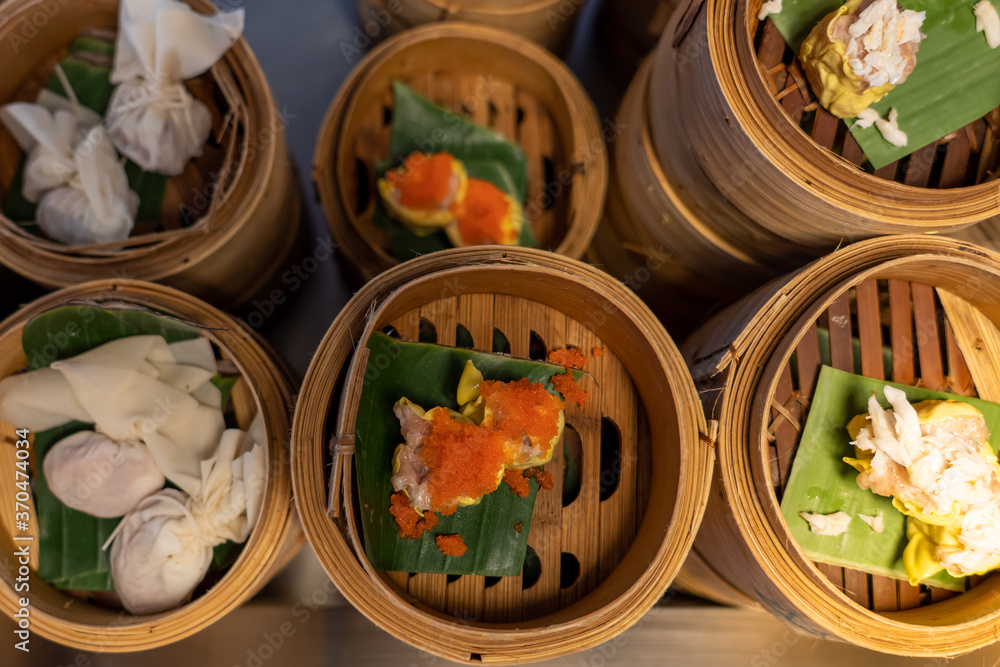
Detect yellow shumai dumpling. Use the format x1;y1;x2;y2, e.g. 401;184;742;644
377;152;468;232
799;0;924;118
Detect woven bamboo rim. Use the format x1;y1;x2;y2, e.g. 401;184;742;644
292;247;713;664
683;235;1000;656
0;280;301;651
0;0;300;311
663;0;997;245
313;22;607;285
355;0;587;53
593;53;808;312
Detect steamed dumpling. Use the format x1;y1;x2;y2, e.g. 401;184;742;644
106;0;244;175
0;103;138;245
110;427;266;614
110;488;214;615
43;431;164;518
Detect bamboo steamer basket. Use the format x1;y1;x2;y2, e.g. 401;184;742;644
313;23;607;285
657;0;999;248
591;53;812;322
0;0;301;311
0;280;302;651
683;235;1000;656
355;0;588;54
292;247;716;664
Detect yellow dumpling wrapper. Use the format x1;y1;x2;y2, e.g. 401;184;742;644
903;517;958;585
849;394;1000;583
377;156;468;232
392;399;500;510
799;0;896;118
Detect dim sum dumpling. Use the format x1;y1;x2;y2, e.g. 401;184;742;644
110;426;266;614
43;431;164;518
0;334;225;492
105;0;244;175
109;488;214;614
0;103;138;245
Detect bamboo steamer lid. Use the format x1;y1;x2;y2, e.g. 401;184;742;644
684;235;1000;656
0;280;302;651
355;0;589;54
313;22;607;285
660;0;997;246
0;0;302;311
292;247;715;664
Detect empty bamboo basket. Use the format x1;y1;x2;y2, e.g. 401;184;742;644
356;0;589;54
313;23;607;285
683;235;1000;656
0;280;302;651
662;0;1000;247
292;247;716;664
0;0;301;311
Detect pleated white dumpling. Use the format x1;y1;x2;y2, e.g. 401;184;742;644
0;103;138;245
105;0;244;175
109;488;214;615
43;431;164;518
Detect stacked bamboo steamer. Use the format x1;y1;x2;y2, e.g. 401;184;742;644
291;247;719;664
597;0;1000;316
314;22;607;286
0;280;302;651
0;0;302;311
682;235;1000;656
355;0;589;54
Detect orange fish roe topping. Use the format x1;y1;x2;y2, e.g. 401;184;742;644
480;378;564;463
514;521;524;533
449;178;511;245
503;468;531;498
551;370;589;408
592;347;605;358
524;467;555;491
390;491;439;540
420;409;506;512
386;152;455;209
436;533;468;557
548;346;588;370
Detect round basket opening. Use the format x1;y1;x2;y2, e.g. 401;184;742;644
294;249;710;664
755;254;1000;644
0;282;298;651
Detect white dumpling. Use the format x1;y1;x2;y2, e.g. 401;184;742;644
36;126;139;245
110;488;214;615
106;0;244;175
43;431;164;518
0;103;138;245
109;426;266;615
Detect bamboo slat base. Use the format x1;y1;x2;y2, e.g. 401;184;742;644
683;235;1000;657
292;247;714;665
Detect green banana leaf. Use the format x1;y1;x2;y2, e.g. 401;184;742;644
374;157;537;261
780;365;1000;590
23;305;201;370
23;305;232;591
355;332;582;575
770;0;1000;170
389;81;528;201
3;36;167;233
